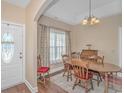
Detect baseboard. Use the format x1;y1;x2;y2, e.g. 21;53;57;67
25;80;38;93
1;82;23;90
50;69;64;77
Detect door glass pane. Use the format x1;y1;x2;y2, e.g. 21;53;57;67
1;33;14;63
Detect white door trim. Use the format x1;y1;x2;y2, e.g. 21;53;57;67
25;80;38;93
118;27;122;68
1;21;26;88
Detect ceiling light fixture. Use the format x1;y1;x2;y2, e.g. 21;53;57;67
81;0;100;25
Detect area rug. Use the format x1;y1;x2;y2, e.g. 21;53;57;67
51;73;120;93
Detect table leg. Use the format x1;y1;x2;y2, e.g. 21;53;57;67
104;73;108;93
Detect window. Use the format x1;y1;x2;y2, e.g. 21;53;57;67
50;30;66;64
2;33;14;63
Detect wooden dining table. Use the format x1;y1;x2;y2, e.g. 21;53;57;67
67;59;121;93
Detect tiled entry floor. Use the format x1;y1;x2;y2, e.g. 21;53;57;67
51;73;121;93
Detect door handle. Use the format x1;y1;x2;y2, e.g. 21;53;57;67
20;56;23;59
20;52;22;55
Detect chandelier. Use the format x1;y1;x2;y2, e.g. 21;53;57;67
81;0;100;25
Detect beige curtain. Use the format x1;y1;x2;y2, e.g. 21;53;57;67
40;25;50;67
65;31;71;56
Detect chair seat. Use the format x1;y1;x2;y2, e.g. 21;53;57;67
75;72;93;80
37;67;49;73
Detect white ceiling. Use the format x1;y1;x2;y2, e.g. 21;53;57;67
3;0;31;8
44;0;122;25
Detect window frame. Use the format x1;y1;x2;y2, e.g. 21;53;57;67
50;30;66;63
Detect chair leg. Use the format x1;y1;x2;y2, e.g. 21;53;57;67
99;73;102;81
69;70;72;81
47;72;50;80
85;81;88;93
73;78;78;90
90;80;94;90
39;74;41;79
67;70;69;81
97;75;100;86
63;69;66;77
43;74;45;85
96;73;102;87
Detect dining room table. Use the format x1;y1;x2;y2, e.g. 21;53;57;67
67;58;121;93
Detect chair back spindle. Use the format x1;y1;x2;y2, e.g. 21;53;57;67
71;59;89;80
71;52;80;59
96;56;104;65
62;54;70;64
37;55;42;67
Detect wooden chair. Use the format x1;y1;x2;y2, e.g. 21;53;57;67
62;54;72;81
71;52;80;59
96;56;104;64
80;50;98;60
37;55;50;85
71;59;94;93
102;72;122;93
90;55;104;86
80;49;103;86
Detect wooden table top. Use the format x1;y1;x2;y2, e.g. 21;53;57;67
88;62;121;73
67;59;121;73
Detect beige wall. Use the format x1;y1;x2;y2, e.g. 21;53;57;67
25;0;49;89
38;16;72;31
2;0;48;90
1;1;25;24
71;14;122;65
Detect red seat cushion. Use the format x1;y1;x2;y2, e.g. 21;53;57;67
37;67;49;73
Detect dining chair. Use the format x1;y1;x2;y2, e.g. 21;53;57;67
71;52;80;59
80;50;98;60
71;59;94;93
80;49;104;87
62;54;73;81
37;55;50;85
89;55;104;86
102;72;122;93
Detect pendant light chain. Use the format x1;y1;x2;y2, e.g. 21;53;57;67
81;0;100;25
89;0;91;17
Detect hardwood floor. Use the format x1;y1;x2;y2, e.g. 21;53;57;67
38;80;68;93
1;81;68;93
1;83;31;93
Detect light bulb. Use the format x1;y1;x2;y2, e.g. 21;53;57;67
82;19;88;25
95;19;100;23
83;19;88;23
91;17;96;22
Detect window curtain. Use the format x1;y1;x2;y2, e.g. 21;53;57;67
65;31;71;56
39;24;71;65
39;25;50;67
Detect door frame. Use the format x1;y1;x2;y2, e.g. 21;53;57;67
118;27;122;67
1;21;26;87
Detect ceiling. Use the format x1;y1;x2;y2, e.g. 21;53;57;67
3;0;31;8
44;0;122;25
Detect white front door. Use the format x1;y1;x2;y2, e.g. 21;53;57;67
1;22;24;89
